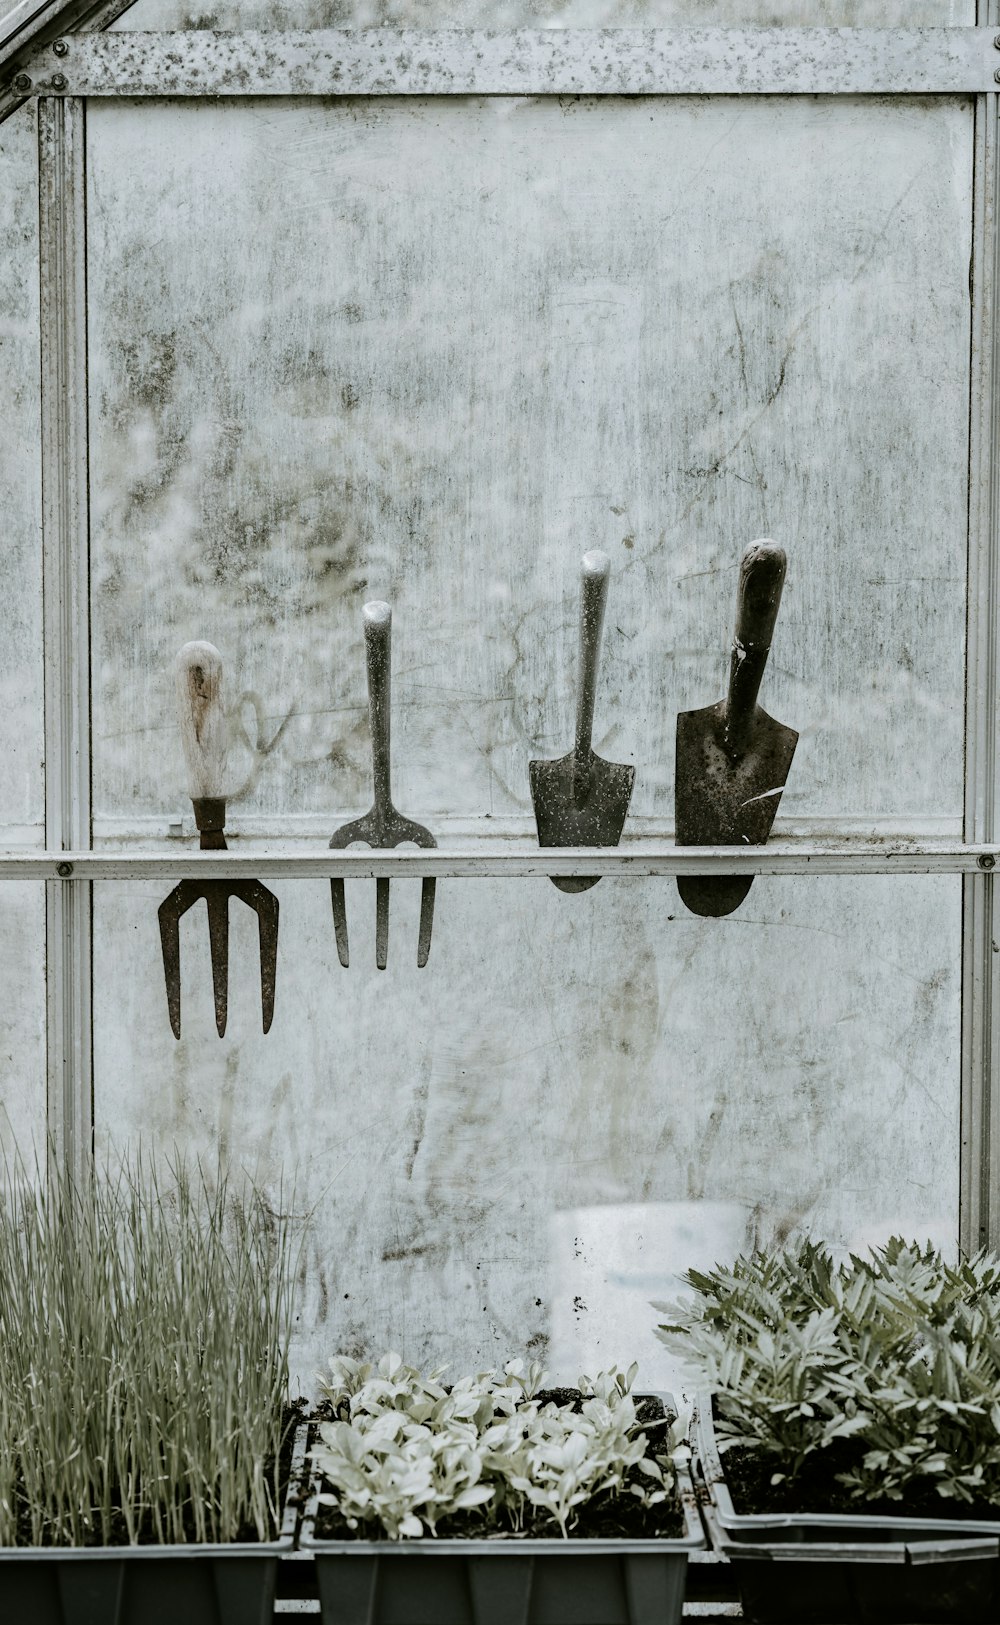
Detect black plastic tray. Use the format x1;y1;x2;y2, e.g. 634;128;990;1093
0;1423;307;1625
300;1395;703;1625
694;1395;1000;1623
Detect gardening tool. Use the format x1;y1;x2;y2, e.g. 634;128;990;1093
675;539;798;918
158;641;279;1037
529;550;635;893
329;601;436;969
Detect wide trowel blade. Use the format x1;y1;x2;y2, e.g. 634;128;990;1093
675;701;798;918
530;751;635;894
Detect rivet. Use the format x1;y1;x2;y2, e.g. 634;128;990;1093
52;38;69;56
994;31;1000;48
50;72;66;90
994;67;1000;83
56;861;73;878
979;852;996;871
12;73;31;92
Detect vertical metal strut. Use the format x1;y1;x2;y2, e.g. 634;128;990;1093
38;95;92;1186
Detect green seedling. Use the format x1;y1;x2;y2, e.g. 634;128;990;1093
311;1353;682;1540
654;1236;1000;1506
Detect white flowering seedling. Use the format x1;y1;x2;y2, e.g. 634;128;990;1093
311;1354;680;1540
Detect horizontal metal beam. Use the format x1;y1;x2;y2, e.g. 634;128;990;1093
3;841;998;880
13;28;1000;100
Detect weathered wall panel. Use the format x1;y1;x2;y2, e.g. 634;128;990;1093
88;95;971;834
0;104;50;1159
84;91;971;1384
0;105;43;840
93;874;960;1384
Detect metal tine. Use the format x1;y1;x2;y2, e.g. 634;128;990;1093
236;879;279;1034
330;879;350;968
157;891;185;1039
205;888;230;1038
375;876;390;969
417;878;435;969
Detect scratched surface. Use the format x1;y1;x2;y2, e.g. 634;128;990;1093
85;92;970;1384
92;873;960;1385
88;95;970;834
0;103;46;1157
0;78;945;1384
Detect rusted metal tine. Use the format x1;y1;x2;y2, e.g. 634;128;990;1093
329;601;436;969
158;642;279;1037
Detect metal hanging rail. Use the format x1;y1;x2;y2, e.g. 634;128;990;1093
2;841;998;881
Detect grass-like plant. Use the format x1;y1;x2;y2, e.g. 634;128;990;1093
654;1237;1000;1509
312;1353;684;1539
0;1150;294;1546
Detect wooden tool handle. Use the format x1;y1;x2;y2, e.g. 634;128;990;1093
574;550;610;762
733;540;786;650
724;541;787;755
175;641;227;803
363;601;393;813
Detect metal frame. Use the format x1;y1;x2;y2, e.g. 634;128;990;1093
10;28;1000;98
4;24;998;1235
38;91;91;1186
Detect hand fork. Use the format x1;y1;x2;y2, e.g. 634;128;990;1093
158;642;279;1037
329;602;436;969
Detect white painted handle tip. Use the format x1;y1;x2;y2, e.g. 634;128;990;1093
174;640;227;800
581;549;610;581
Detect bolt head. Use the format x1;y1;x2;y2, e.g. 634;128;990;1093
994;66;1000;83
980;852;996;871
12;73;31;92
52;38;68;56
56;861;73;878
50;71;66;90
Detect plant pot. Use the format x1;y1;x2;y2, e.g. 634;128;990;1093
693;1393;1000;1623
0;1424;308;1625
299;1427;704;1625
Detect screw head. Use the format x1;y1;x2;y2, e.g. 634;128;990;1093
12;73;31;92
50;71;66;90
980;853;996;871
52;38;69;56
56;861;73;878
994;67;1000;83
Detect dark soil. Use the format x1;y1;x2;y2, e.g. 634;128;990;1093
723;1441;1000;1524
313;1391;685;1542
11;1400;306;1548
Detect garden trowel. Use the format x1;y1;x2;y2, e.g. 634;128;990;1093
675;540;797;917
529;550;635;893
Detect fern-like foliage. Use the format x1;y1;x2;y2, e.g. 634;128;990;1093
654;1238;1000;1506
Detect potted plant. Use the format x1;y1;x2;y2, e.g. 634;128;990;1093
655;1237;1000;1623
299;1353;703;1625
0;1152;305;1625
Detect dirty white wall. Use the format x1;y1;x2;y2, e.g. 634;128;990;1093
0;0;975;1388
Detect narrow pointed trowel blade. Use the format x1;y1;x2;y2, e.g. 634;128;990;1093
529;751;635;894
675;701;798;917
